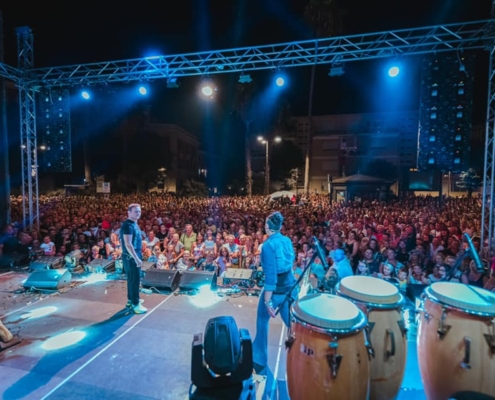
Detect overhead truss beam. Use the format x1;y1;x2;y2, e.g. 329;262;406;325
0;62;21;82
23;19;495;87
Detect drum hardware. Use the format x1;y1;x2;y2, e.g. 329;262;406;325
285;333;295;349
437;309;452;340
386;329;396;358
368;321;375;333
483;334;495;353
484;320;495;353
364;326;375;359
397;319;407;337
460;336;472;369
326;340;343;379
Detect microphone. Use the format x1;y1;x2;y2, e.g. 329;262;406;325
463;233;485;273
312;236;329;270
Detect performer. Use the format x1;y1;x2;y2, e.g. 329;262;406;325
121;204;147;314
252;211;295;372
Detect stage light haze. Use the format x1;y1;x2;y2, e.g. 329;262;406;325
388;66;400;77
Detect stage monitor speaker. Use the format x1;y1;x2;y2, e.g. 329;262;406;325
23;269;72;290
179;270;217;291
87;258;115;273
142;269;181;291
30;256;65;270
141;261;156;271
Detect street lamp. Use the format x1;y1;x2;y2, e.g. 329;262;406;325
258;136;281;194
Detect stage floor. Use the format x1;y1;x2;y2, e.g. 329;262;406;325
0;269;426;399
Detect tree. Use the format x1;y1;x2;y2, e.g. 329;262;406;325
283;168;301;191
234;81;257;197
303;0;342;194
177;180;208;197
271;141;304;181
456;168;481;197
362;159;398;181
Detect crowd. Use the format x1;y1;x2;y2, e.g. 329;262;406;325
0;193;494;295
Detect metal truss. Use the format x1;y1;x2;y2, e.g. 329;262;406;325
481;2;495;249
26;19;495;87
0;62;21;82
2;17;495;233
16;27;39;232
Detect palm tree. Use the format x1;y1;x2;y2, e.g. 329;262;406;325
234;81;256;196
303;0;342;193
456;168;481;197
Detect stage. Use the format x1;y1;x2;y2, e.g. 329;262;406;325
0;269;426;399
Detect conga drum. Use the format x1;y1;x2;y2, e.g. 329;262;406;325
0;319;13;343
337;276;407;400
287;293;371;400
417;282;495;400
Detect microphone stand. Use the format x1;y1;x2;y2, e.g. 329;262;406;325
274;248;322;317
272;250;319;350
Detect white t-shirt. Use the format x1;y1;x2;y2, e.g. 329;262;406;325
40;241;55;255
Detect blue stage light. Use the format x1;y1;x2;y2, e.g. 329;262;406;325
138;86;147;95
388;66;400;77
81;91;90;100
276;77;285;87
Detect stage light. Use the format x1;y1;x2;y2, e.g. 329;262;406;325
388;66;400;77
138;86;147;95
188;284;220;309
81;91;90;100
276;77;285;87
167;77;179;89
190;316;255;398
329;63;345;77
202;85;213;96
42;331;86;350
21;306;57;320
239;74;252;84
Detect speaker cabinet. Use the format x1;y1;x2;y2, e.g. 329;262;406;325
23;269;72;290
141;261;156;271
179;270;217;291
142;269;181;291
30;256;65;270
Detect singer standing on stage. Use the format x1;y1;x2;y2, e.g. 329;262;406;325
121;204;147;314
252;211;295;372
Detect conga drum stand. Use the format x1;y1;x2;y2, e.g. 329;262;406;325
0;319;21;351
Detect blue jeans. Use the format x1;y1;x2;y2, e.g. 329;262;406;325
252;289;292;366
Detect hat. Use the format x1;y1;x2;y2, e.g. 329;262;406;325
266;212;283;231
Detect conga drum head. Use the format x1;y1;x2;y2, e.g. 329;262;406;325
338;275;402;306
426;282;495;316
292;293;366;333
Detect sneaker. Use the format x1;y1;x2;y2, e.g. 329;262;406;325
126;299;144;308
132;303;147;314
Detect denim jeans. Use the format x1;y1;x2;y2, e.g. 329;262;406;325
252;289;292;366
123;255;141;306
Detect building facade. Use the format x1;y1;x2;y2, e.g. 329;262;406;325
290;111;419;192
143;122;202;192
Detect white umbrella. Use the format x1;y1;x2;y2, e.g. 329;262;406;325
270;190;295;201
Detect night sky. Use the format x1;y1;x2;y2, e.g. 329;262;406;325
0;0;492;187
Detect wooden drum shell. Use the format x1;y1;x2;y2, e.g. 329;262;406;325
355;303;407;400
418;297;495;400
287;320;370;400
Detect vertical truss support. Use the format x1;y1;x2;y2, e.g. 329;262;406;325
481;44;495;248
16;27;39;232
481;2;495;249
